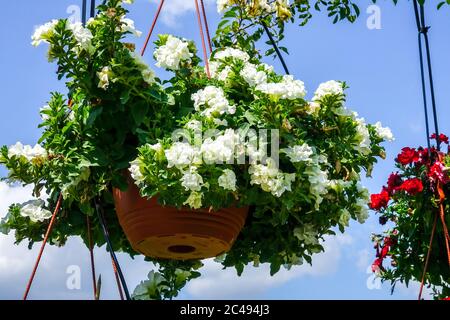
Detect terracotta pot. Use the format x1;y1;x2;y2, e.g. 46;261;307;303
113;175;249;260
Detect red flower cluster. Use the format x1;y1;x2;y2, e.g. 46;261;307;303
369;189;390;210
398;178;424;195
429;161;449;185
386;173;403;194
430;133;449;144
396;147;419;165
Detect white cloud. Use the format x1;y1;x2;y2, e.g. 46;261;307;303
355;249;371;272
0;182;152;300
186;234;353;299
149;0;215;27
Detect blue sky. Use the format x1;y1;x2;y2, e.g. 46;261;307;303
1;0;450;300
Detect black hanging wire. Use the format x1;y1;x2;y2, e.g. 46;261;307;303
82;0;87;25
261;21;290;75
90;0;96;19
95;199;131;300
80;0;131;300
413;0;441;151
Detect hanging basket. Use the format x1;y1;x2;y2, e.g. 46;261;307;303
113;173;249;260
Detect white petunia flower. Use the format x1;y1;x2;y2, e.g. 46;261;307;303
201;129;237;164
240;63;268;87
354;197;369;224
256;75;306;100
120;17;142;37
67;22;93;52
132;53;156;85
183;191;203;209
218;169;237;191
154;35;193;71
191;86;235;118
31;20;58;47
208;61;231;81
305;163;329;209
165;142;201;169
249;158;295;197
129;159;145;186
181;167;204;192
282;143;313;163
186;119;202;131
305;101;320;115
20;200;52;223
374;121;394;142
313;80;344;101
97;66;113;90
354;117;372;155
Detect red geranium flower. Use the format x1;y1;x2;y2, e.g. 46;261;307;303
430;133;449;144
369;189;390;210
399;178;423;195
396;147;419;165
386;173;402;194
429;161;449;184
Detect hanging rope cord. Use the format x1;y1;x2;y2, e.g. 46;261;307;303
412;0;450;300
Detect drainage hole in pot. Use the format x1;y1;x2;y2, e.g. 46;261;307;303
168;245;196;254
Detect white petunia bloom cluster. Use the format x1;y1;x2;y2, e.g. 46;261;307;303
256;75;306;100
8;142;47;161
120;17;142;37
213;47;250;62
192;86;236;118
374;121;394;142
218;169;237;191
19;200;52;223
31;20;58;47
312;80;344;101
249;158;296;197
283;143;314;163
154;35;193;71
97;66;113;90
